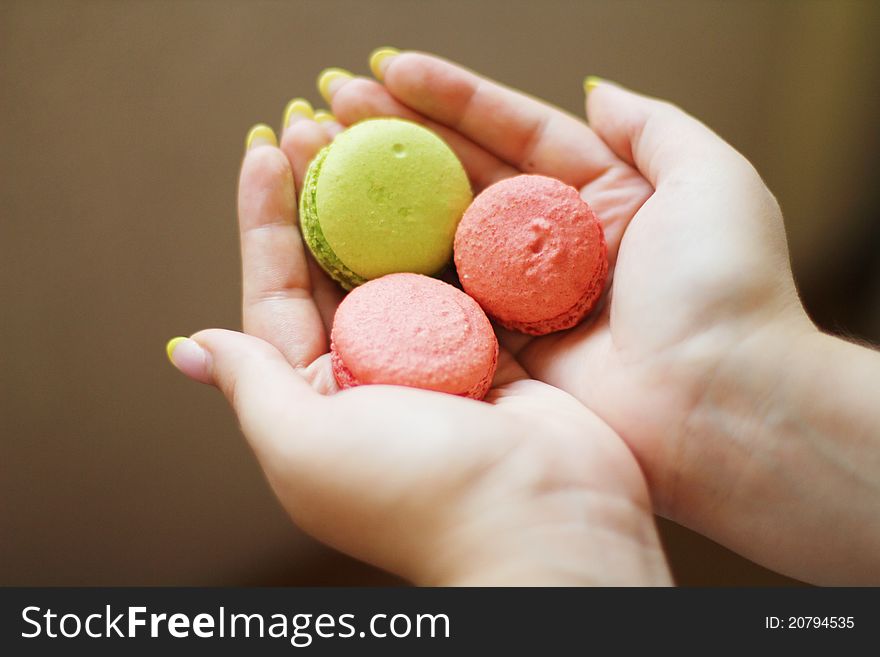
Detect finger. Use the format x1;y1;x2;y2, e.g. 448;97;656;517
279;109;346;326
167;330;322;461
279;98;326;190
325;75;517;190
348;55;651;266
239;126;326;367
278;100;343;189
489;347;529;388
585;80;754;187
493;324;533;358
314;109;344;139
377;52;623;188
517;302;616;400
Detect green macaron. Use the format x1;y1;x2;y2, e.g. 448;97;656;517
300;118;472;289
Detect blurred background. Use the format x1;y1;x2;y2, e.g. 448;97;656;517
2;0;879;586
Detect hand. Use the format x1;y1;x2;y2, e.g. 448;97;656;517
323;51;880;583
166;117;670;586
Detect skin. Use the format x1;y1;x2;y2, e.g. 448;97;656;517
171;50;880;585
168;109;671;586
321;51;880;584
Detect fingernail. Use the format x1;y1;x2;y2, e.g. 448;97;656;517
245;124;277;151
317;68;353;104
166;336;187;364
166;336;210;382
283;98;314;128
369;47;399;81
583;75;604;96
313;110;336;124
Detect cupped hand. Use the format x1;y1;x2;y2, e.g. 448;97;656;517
167;116;670;586
322;51;828;579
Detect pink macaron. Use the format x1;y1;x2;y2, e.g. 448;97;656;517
454;174;608;335
330;273;499;400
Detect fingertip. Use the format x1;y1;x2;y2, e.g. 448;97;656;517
283;98;314;130
583;75;604;97
279;117;333;190
583;76;625;113
281;116;329;151
322;122;345;140
313;109;336;124
166;336;213;384
317;68;354;105
314;110;343;139
328;77;389;124
240;142;295;192
369;46;400;81
245;124;278;152
166;336;186;363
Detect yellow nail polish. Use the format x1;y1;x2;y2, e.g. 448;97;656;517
583;75;604;96
313;110;336;124
166;336;187;364
283;98;314;127
369;47;399;81
317;68;354;104
245;124;277;150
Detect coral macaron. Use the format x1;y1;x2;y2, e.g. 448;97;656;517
330;273;498;400
300;118;472;290
454;174;608;335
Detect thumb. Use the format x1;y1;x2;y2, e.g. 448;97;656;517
585;79;752;187
165;329;322;458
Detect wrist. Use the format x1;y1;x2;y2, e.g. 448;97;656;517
673;321;880;582
414;490;671;586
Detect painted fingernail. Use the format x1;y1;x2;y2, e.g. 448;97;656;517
166;336;210;381
245;124;277;151
583;76;604;96
317;68;353;104
283;98;314;128
313;110;336;124
369;47;399;81
166;337;187;364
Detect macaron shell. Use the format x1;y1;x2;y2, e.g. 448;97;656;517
497;257;607;335
330;273;498;399
454;174;608;334
316;119;472;280
300;145;366;289
330;348;359;390
331;346;496;400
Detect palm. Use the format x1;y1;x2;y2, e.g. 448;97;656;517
261;373;647;581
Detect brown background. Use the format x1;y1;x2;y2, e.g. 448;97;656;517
2;0;879;586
